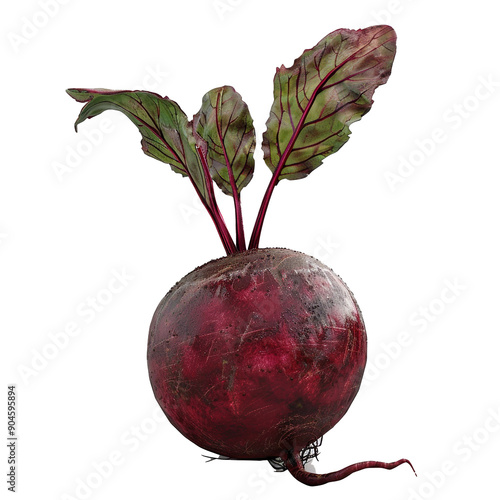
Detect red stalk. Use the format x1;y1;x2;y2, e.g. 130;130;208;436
195;145;237;255
249;49;360;250
215;91;246;252
248;166;280;249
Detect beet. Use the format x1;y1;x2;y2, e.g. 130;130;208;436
147;248;413;484
69;25;414;488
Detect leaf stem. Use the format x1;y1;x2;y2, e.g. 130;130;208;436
248;167;280;249
215;91;246;252
249;64;328;249
196;146;237;255
233;193;246;252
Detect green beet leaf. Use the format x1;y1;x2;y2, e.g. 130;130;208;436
262;25;397;182
67;88;238;254
193;86;255;197
66;88;210;207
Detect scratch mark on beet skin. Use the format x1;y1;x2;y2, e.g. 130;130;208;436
342;328;354;366
205;338;216;362
245;403;275;416
203;379;225;398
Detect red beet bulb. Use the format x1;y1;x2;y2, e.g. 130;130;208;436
68;25;414;487
148;248;365;459
147;249;414;484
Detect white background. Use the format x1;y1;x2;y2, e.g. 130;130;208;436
2;1;499;499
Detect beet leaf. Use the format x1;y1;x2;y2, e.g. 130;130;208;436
193;86;256;251
66;88;236;254
249;25;397;248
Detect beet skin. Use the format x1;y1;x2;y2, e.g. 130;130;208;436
147;247;367;460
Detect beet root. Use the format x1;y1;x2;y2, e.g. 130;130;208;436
280;450;416;486
147;247;413;484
